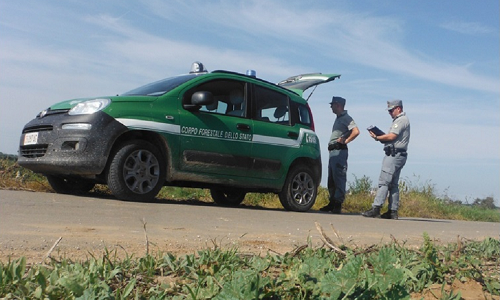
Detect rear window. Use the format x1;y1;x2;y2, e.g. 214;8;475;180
289;102;314;129
297;104;312;126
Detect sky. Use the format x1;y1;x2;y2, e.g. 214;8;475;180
1;0;498;205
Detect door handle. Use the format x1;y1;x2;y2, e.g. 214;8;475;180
287;131;299;139
237;123;251;131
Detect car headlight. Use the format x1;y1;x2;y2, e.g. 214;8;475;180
61;123;92;130
68;98;111;115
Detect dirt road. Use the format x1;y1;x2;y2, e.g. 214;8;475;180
1;190;498;263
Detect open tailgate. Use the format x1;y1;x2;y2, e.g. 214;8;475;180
278;73;341;97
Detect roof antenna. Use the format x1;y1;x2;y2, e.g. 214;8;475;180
305;85;318;101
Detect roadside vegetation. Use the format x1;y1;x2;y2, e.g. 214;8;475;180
1;154;499;299
1;234;499;299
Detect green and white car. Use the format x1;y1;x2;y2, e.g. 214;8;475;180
18;62;340;212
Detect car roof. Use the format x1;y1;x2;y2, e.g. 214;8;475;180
211;70;300;96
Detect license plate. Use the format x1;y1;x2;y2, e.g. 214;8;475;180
23;132;39;145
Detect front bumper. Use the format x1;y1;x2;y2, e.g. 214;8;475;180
18;111;127;175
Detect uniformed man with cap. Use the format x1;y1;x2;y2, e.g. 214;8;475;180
320;96;359;214
363;99;410;219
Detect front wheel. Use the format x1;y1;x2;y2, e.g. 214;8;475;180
210;188;246;206
278;165;318;212
46;175;95;195
107;140;166;202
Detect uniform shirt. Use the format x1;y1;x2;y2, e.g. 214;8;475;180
329;110;357;145
387;112;410;150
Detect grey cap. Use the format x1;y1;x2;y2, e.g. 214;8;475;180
387;99;403;110
330;96;346;106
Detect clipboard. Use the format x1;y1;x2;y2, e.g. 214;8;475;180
367;125;385;136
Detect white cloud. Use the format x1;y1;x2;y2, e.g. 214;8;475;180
174;2;500;94
75;2;500;94
441;21;496;35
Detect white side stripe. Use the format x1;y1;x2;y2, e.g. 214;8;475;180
117;118;180;134
116;118;318;147
252;135;299;147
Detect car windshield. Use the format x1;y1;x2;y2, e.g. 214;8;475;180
122;74;197;96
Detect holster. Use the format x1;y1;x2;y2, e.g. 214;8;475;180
384;145;393;156
384;145;407;156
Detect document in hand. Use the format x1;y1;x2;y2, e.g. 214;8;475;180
367;125;385;136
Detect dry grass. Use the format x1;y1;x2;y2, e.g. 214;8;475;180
0;159;52;192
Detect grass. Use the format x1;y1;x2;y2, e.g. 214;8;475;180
1;155;499;298
1;156;499;222
1;235;499;299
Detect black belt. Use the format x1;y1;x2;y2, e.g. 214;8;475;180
329;143;348;151
395;149;407;157
384;146;407;156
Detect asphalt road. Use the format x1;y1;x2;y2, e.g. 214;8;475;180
1;190;498;262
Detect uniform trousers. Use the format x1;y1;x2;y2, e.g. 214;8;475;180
327;149;348;204
373;152;407;210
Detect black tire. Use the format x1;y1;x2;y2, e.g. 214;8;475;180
46;175;95;195
278;165;318;212
107;140;166;202
210;188;246;206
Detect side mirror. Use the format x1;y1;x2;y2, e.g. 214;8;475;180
192;91;214;106
183;91;214;111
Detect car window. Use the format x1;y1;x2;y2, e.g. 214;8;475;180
297;103;312;126
253;85;290;125
122;74;197;96
186;79;246;117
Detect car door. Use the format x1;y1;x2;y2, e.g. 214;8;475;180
248;84;298;180
178;79;254;177
248;73;342;180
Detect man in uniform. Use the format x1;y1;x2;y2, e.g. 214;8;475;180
363;99;410;219
320;96;359;214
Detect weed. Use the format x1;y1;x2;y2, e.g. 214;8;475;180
2;236;498;299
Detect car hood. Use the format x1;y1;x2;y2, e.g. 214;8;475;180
277;73;341;97
50;96;158;110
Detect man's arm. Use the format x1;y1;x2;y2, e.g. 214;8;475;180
369;130;397;142
340;127;360;144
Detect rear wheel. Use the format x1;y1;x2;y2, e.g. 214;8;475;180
46;175;95;195
278;165;318;212
107;140;166;202
210;188;246;206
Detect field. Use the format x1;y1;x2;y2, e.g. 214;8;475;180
1;155;499;299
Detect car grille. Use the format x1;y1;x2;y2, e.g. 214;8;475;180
23;125;53;134
19;144;49;158
39;109;69;118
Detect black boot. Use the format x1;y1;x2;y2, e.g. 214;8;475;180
362;206;381;218
332;202;342;214
381;210;398;220
319;204;334;212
